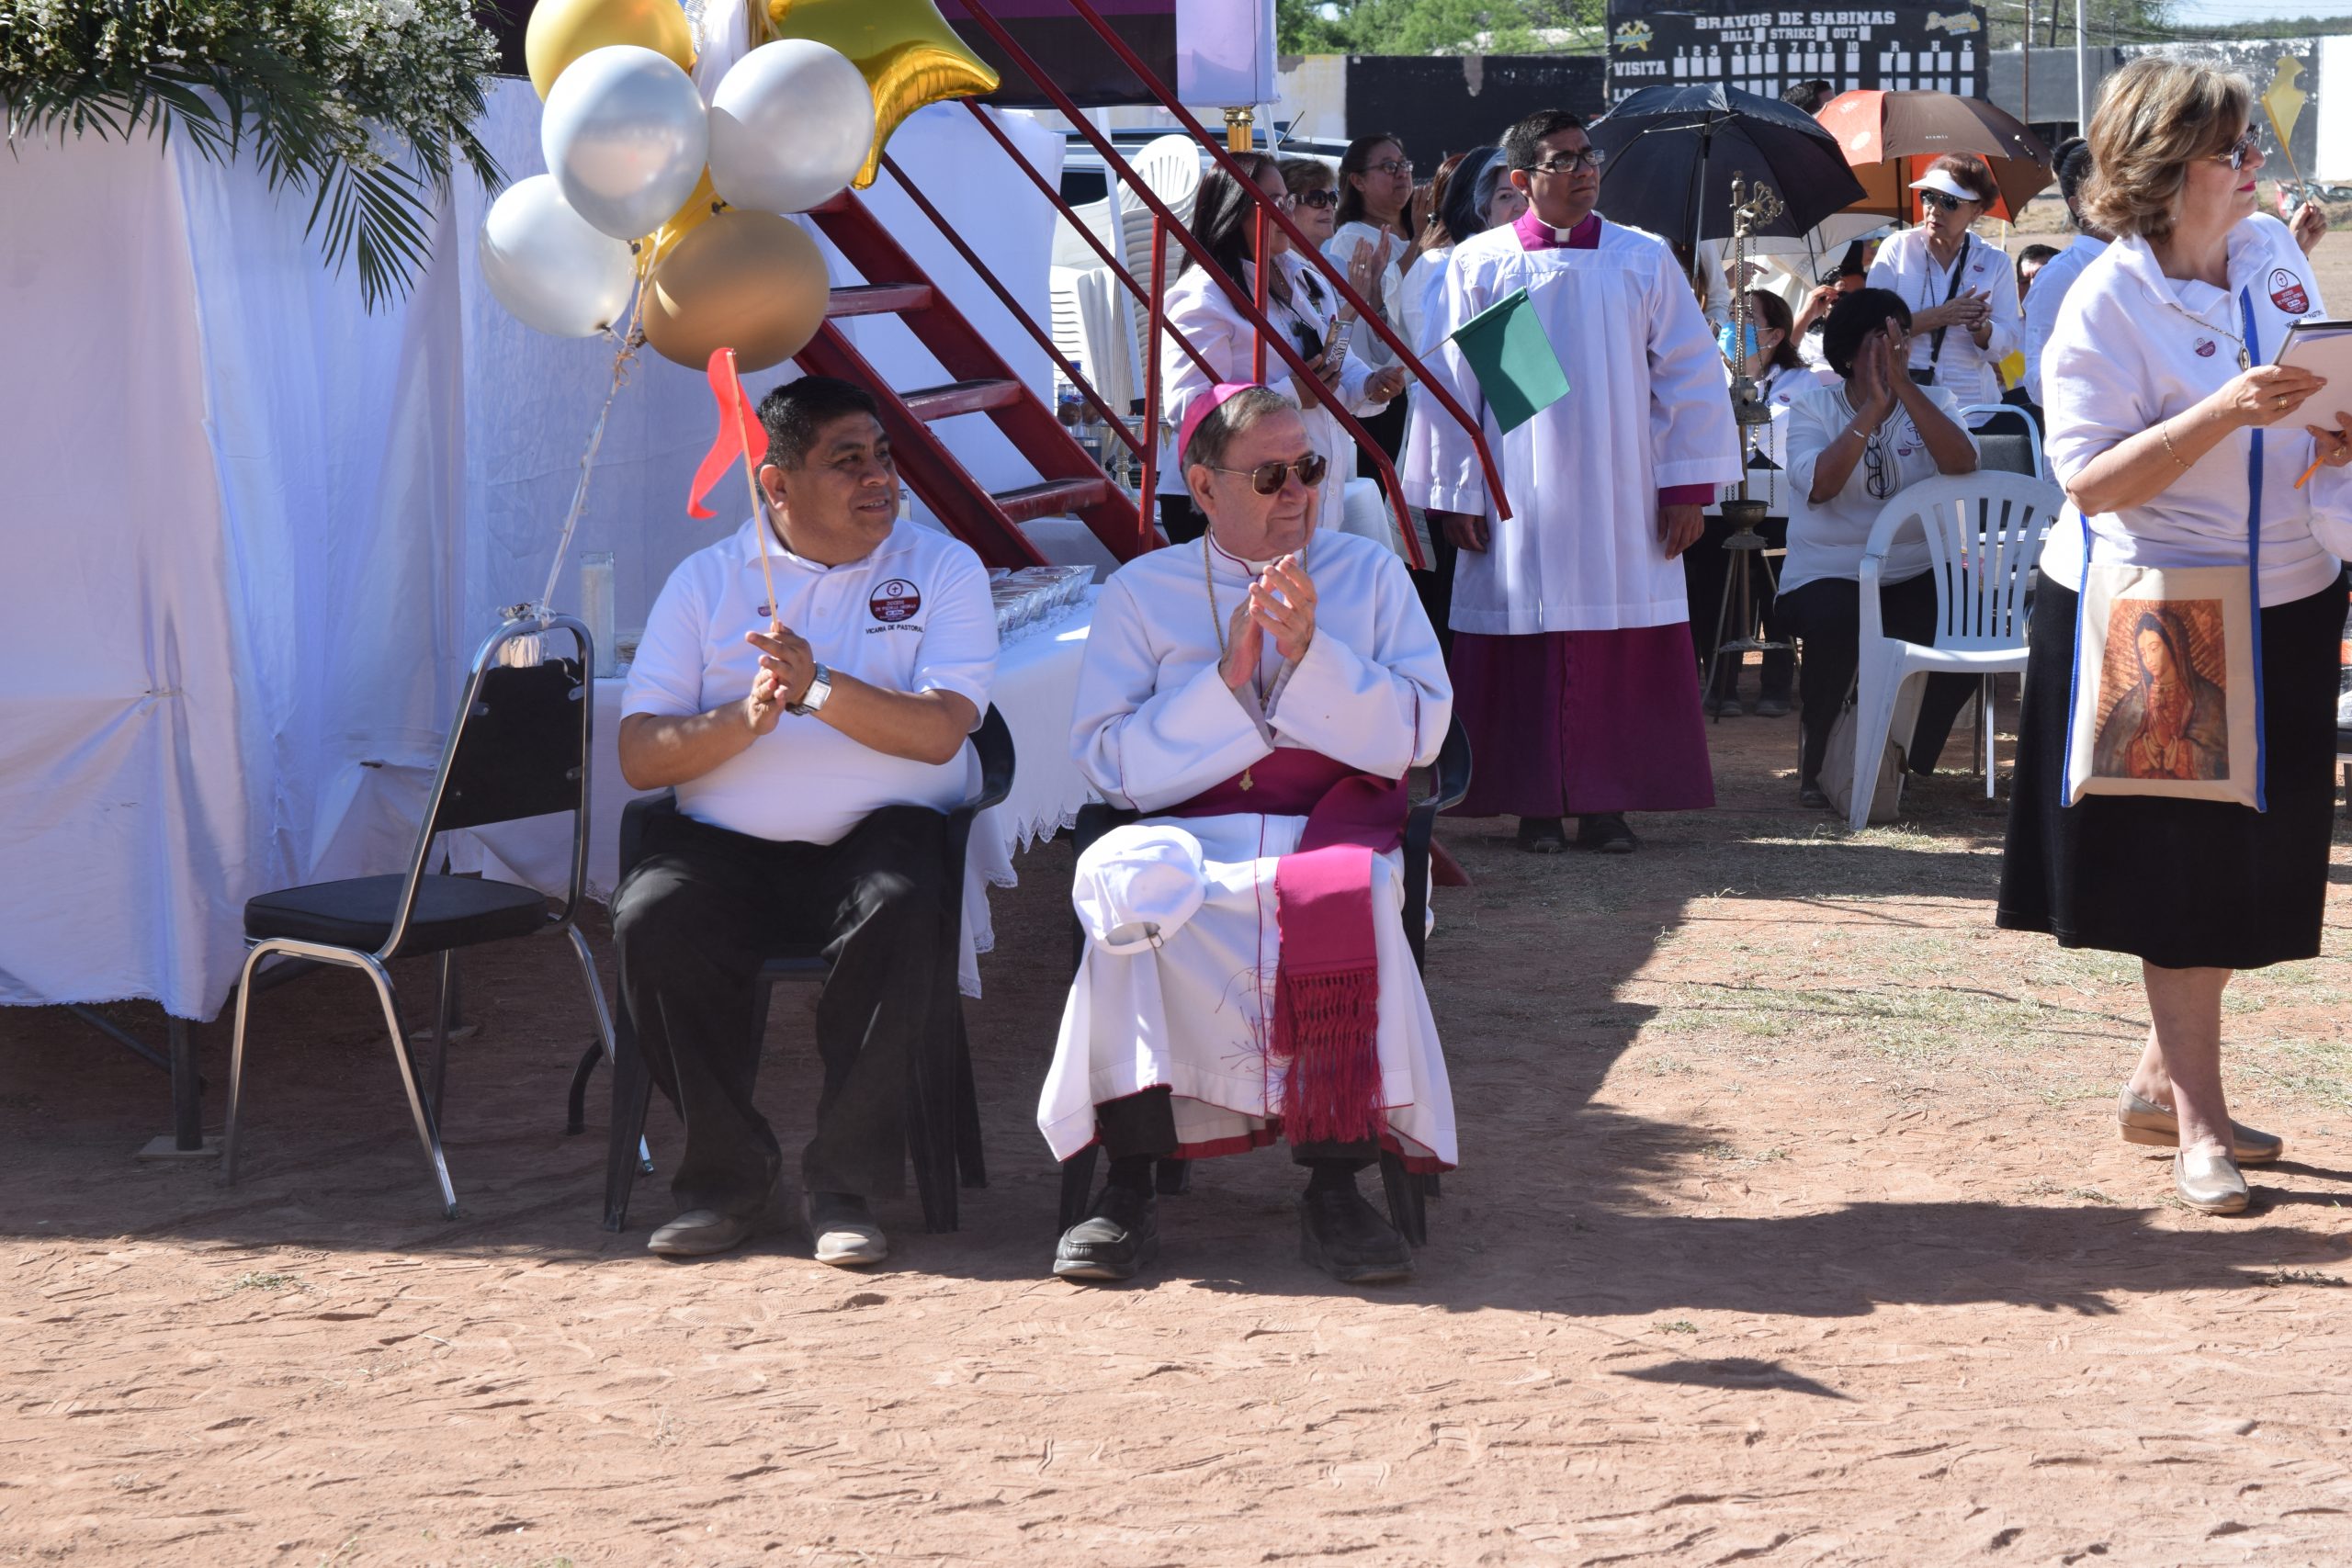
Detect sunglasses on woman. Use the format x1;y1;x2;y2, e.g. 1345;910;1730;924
1298;188;1340;210
1207;453;1329;494
2212;128;2261;170
1918;189;1977;213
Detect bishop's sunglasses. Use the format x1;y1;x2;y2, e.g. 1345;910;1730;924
1207;453;1329;494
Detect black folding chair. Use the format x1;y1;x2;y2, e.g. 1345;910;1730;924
1055;717;1472;1247
575;705;1014;1235
224;616;613;1219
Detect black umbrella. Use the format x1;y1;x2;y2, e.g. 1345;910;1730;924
1587;84;1866;250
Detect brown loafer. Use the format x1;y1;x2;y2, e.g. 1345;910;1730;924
2118;1088;2282;1164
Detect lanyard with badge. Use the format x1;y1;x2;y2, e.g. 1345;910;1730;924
1911;233;1973;388
2061;285;2267;809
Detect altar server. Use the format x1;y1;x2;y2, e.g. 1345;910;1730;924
1042;384;1454;1288
1408;109;1742;854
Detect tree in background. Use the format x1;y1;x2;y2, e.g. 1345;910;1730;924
1280;0;1605;55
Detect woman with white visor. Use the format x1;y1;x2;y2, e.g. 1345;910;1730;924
1865;154;2022;410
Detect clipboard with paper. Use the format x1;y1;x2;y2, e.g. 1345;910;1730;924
2273;318;2352;386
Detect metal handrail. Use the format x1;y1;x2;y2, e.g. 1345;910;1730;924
962;0;1514;528
876;152;1145;460
949;6;1451;565
957;100;1219;389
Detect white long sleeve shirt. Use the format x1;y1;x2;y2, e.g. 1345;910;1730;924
2021;234;2108;405
2039;215;2346;607
1866;226;2022;410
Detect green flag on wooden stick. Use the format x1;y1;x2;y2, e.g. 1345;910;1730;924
1449;288;1570;434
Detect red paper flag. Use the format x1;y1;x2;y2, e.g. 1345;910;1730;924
686;347;767;519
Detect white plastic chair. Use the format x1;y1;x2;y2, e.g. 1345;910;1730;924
1848;471;2067;829
1120;135;1204;374
1959;402;2046;479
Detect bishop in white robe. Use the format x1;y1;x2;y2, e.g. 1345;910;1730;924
1041;385;1455;1288
1406;110;1742;853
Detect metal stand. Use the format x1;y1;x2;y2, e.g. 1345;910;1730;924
1704;174;1792;716
1704;498;1788;712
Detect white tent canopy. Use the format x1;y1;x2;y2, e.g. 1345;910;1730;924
0;84;1062;1021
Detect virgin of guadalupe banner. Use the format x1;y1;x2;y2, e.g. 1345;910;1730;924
2064;564;2263;809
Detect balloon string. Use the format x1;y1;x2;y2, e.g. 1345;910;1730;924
537;286;650;616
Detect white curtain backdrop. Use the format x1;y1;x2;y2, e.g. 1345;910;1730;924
0;88;1062;1021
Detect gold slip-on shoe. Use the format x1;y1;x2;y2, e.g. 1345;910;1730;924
2173;1149;2251;1214
2118;1088;2283;1164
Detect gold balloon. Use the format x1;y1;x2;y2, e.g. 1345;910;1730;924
526;0;696;99
759;0;1001;188
638;167;727;275
642;210;832;373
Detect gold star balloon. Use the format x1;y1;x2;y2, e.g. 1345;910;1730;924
757;0;1001;188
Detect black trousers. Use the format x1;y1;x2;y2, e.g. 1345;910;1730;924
1095;1085;1375;1172
1776;572;1976;787
1681;514;1794;699
611;806;955;1215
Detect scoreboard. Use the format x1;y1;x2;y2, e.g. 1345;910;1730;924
1606;4;1990;103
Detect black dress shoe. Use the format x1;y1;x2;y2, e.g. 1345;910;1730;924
1515;816;1568;854
1054;1182;1159;1282
1797;781;1832;810
1575;813;1638;853
1753;693;1791;717
1298;1186;1415;1285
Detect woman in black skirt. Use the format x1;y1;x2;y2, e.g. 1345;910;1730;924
1997;55;2352;1214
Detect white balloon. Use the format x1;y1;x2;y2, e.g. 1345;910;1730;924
542;44;709;241
707;39;876;215
478;175;638;336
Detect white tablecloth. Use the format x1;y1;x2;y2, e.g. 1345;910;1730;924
450;598;1097;997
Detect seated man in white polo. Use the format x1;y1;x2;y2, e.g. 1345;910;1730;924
615;377;996;1264
1041;383;1456;1287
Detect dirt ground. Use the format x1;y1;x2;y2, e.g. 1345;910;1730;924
5;694;2350;1567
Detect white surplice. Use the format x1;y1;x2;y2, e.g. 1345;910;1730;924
1037;527;1458;1168
1402;215;1744;635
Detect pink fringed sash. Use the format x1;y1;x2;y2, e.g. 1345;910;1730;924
1166;750;1407;1145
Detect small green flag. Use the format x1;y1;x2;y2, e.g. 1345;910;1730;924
1449;287;1569;434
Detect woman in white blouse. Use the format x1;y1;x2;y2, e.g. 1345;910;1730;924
1159;153;1405;543
1325;134;1424;477
1865;155;2022;409
1997;56;2352;1215
1777;288;1981;803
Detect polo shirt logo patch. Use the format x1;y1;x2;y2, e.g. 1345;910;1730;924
2269;267;2310;315
870;579;922;623
2194;338;2217;357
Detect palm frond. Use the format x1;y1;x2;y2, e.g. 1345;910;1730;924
0;0;507;309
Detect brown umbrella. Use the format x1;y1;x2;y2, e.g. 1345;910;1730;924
1817;89;2053;221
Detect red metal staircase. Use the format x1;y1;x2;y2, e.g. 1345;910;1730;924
797;189;1143;570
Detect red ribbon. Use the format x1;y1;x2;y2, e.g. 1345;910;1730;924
686;347;766;520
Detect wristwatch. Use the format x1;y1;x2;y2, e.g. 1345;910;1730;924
787;662;832;717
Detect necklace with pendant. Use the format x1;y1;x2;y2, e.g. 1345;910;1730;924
2163;292;2251;370
1203;527;1303;793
